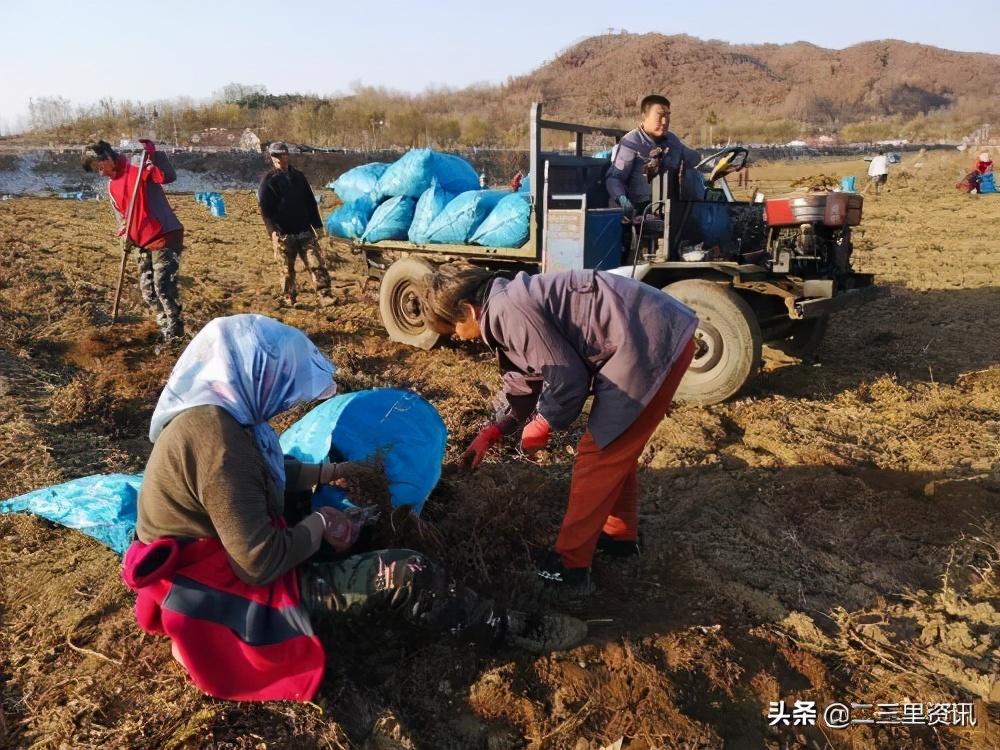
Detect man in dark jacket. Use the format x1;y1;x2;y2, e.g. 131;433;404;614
421;265;698;593
605;94;702;216
83;139;185;343
258;142;333;306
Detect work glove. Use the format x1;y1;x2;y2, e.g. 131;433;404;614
462;423;504;470
520;415;551;454
616;194;635;217
315;506;362;553
138;139;156;157
643;146;665;181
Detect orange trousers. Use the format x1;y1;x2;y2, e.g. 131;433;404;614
554;337;696;569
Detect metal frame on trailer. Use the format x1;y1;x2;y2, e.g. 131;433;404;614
355;102;627;267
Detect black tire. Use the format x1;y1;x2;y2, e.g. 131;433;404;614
378;256;440;350
664;279;762;406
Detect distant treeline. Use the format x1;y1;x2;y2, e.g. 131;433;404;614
10;79;984;150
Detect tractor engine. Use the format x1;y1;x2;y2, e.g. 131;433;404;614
763;192;863;275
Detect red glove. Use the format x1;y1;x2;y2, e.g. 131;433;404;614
462;423;504;470
138;139;156;157
520;415;551;454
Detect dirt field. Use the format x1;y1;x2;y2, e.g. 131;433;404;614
1;151;998;749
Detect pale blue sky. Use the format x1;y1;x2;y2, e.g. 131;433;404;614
1;0;996;132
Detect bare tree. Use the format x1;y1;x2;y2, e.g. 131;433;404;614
27;96;74;132
213;83;268;104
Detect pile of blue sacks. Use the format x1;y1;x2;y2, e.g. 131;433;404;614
195;192;227;218
325;149;531;248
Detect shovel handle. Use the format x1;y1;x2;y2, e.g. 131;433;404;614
109;149;149;324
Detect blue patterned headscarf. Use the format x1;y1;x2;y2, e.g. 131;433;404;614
149;315;337;492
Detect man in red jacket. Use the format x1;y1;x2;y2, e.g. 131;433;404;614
83;139;185;343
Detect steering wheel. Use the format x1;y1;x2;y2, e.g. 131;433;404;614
695;146;750;183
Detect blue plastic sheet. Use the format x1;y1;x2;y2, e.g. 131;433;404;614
209;194;227;218
279;389;447;515
326;196;376;239
470;193;530;248
362;196;417;243
0;474;142;555
330;163;389;203
375;149;479;200
592;149;613;160
408;180;455;244
980;172;996;193
425;190;505;244
518;176;531;193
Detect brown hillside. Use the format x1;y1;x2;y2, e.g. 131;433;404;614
495;33;1000;140
15;33;1000;147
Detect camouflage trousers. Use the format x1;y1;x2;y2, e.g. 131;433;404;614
275;232;331;300
300;548;502;643
136;248;184;339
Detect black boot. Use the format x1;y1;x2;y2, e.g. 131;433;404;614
531;548;595;598
595;532;641;558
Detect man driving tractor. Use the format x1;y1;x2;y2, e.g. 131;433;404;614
606;94;702;216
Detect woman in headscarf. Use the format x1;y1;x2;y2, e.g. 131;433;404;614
123;314;584;702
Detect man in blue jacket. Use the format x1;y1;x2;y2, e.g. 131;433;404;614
605;95;702;216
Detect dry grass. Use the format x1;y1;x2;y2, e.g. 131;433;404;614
1;151;998;748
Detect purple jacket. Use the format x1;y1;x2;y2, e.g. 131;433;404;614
481;270;698;448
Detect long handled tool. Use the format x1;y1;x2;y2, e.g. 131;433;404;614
110;149;150;323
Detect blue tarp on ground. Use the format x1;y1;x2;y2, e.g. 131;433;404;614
470;192;531;248
0;474;142;555
424;190;506;244
279;389;447;515
375;149;479;200
361;196;417;243
1;390;447;551
408;180;456;244
980;172;996;193
329;163;389;203
326;196;376;239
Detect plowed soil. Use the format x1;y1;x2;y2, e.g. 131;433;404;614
1;152;997;749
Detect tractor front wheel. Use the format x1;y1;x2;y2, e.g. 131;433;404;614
664;279;762;406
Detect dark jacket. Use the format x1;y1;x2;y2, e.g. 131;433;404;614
481;270;698;448
258;166;322;236
605;127;701;205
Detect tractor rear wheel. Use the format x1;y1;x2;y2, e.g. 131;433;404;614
379;257;441;350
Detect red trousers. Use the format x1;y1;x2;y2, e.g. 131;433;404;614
554;337;696;568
